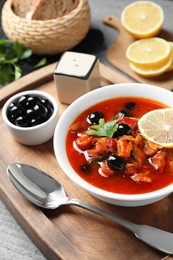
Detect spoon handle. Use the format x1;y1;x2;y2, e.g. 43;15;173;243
66;198;138;233
67;198;173;254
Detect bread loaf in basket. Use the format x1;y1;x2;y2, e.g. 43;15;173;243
1;0;90;55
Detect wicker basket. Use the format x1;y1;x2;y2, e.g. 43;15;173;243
1;0;90;55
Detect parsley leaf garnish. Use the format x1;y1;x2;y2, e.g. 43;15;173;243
0;39;47;87
87;118;118;138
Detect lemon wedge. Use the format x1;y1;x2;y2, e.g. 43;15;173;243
121;1;164;39
138;108;173;148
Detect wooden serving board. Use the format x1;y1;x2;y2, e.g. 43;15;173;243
0;62;173;260
103;16;173;90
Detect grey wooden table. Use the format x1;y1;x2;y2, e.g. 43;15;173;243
0;0;173;259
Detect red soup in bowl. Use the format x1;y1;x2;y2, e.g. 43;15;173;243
66;96;173;195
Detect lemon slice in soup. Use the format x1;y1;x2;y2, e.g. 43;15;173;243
138;108;173;148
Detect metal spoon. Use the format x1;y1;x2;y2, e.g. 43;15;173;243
7;163;173;255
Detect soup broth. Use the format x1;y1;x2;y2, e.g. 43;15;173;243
66;97;173;194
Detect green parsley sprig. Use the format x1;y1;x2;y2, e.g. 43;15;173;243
87;118;118;138
0;39;47;87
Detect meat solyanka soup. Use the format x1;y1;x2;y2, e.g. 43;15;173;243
66;97;173;194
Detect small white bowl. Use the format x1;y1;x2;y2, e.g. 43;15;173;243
2;90;58;145
53;83;173;207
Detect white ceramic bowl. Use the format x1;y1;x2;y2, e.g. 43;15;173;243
2;90;58;145
53;83;173;206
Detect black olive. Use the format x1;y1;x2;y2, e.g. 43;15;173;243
33;104;40;114
28;118;38;127
113;123;131;137
7;114;16;125
18;95;30;108
45;106;54;120
27;96;40;107
26;108;35;118
9;105;22;117
15;116;28;127
35;116;44;125
80;163;91;173
8;102;17;110
40;98;53;108
116;109;132;117
87;111;104;124
37;104;47;118
107;155;126;171
125;102;136;110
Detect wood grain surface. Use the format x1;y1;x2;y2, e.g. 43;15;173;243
103;16;173;90
0;62;173;260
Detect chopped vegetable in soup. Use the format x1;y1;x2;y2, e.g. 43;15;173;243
66;97;173;194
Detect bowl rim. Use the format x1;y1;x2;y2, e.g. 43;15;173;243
54;82;173;201
2;90;58;131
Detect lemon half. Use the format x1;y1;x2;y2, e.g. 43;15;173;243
121;1;164;39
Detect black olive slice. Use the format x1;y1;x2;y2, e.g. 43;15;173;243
113;123;131;137
87;111;104;124
116;109;132;117
80;163;91;173
107;155;126;171
125;102;136;110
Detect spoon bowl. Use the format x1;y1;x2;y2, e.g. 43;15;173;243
7;163;173;255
